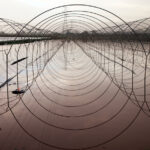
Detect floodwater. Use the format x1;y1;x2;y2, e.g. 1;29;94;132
0;40;150;150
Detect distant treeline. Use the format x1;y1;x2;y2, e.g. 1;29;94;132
0;38;52;45
0;31;150;42
48;31;150;42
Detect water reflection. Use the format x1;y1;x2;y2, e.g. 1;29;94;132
0;40;150;150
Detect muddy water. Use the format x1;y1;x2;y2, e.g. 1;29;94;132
0;41;150;150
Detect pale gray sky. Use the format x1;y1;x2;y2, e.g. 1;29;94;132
0;0;150;23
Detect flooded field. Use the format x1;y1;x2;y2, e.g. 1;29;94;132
0;40;150;150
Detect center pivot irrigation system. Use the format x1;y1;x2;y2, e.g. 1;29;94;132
0;4;150;150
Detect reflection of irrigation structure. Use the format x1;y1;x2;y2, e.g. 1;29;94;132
0;4;150;150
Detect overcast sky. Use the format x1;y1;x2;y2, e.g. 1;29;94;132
0;0;150;23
